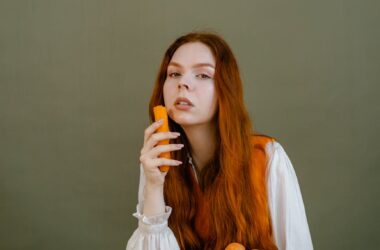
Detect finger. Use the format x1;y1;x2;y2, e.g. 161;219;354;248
149;144;184;158
144;131;180;151
142;158;182;173
141;132;180;155
153;158;183;167
143;120;164;144
140;143;183;166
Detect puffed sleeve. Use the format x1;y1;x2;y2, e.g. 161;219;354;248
266;141;314;250
126;165;180;250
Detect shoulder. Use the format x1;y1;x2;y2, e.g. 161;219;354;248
251;133;276;146
251;134;276;155
250;134;292;177
249;134;277;177
250;133;277;158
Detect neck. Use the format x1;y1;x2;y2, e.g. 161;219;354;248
182;122;216;171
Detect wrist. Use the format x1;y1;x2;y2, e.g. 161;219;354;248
143;184;166;216
145;182;164;193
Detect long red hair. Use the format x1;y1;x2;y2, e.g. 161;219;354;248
149;32;277;250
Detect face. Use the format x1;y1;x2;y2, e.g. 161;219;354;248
163;42;218;127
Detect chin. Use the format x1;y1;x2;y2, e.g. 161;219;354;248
170;117;194;126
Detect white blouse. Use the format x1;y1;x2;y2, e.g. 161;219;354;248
126;141;314;250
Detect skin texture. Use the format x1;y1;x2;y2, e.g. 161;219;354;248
139;120;183;216
163;42;218;170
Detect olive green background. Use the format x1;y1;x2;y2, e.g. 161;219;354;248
1;0;379;249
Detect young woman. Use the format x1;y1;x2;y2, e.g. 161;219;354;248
126;32;313;250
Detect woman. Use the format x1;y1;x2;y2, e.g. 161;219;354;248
126;32;313;250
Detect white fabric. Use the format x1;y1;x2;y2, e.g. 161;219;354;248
266;141;314;250
126;141;313;250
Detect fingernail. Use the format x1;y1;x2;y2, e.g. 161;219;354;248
157;119;163;124
173;132;180;136
177;144;184;148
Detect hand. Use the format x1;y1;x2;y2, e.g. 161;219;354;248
139;120;183;188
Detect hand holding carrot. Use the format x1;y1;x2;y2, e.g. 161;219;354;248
139;118;183;188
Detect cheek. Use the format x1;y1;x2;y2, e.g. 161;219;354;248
163;83;168;105
198;85;217;116
204;85;217;106
163;82;174;106
207;89;218;118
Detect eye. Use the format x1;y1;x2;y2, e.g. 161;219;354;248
197;74;211;79
168;72;181;78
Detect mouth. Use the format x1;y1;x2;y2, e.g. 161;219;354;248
174;97;194;107
174;97;194;111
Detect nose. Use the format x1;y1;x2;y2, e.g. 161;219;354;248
178;82;189;90
177;73;193;91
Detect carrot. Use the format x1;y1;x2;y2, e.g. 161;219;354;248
153;105;171;172
225;243;246;250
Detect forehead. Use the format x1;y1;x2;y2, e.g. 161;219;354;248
170;42;215;66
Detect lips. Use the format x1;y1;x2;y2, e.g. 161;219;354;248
174;97;194;106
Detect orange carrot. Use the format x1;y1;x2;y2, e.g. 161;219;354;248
153;105;171;172
225;243;246;250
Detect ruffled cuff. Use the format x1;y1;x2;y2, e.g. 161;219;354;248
132;203;172;234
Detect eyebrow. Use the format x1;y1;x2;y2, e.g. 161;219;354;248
168;61;215;69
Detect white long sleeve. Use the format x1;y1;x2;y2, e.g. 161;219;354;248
266;141;314;250
126;141;314;250
126;165;180;250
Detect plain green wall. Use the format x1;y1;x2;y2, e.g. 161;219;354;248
1;0;379;249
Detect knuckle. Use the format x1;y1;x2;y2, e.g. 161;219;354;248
158;145;168;152
158;158;165;165
150;146;158;155
152;133;159;141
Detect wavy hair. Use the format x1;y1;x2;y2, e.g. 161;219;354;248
148;32;277;250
